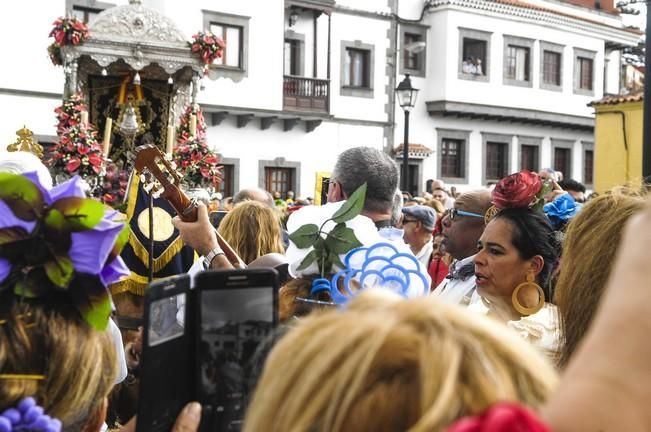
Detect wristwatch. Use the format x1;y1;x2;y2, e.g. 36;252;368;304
203;246;225;269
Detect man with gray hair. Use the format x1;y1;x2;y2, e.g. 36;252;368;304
233;187;274;207
327;146;398;229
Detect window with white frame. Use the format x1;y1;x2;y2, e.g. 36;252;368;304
210;23;242;68
458;28;491;82
503;36;534;87
506;46;530;81
344;48;370;88
340;41;375;98
203;11;250;80
400;24;427;77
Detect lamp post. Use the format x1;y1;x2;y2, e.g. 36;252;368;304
395;74;419;193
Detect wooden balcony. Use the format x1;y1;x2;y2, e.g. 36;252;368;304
283;76;329;113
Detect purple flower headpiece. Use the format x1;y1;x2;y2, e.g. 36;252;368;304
0;172;129;330
0;397;61;432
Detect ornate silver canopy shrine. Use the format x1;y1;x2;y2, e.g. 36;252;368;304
60;0;203;103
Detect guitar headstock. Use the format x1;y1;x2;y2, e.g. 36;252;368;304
134;144;198;222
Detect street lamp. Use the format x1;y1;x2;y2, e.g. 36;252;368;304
395;74;419;193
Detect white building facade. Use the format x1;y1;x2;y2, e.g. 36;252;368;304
0;0;641;197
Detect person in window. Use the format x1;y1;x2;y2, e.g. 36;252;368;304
462;56;477;74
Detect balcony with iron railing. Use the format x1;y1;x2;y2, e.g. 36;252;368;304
283;75;330;113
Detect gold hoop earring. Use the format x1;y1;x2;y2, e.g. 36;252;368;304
512;273;545;316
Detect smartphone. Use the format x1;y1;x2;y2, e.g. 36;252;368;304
194;269;279;432
136;275;194;432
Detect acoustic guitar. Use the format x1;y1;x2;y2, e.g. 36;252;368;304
133;144;246;269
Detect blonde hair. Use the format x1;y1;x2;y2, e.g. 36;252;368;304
0;296;116;431
555;188;645;368
218;200;285;264
424;198;446;217
245;294;557;432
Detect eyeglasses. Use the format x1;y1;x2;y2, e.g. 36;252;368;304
445;208;484;221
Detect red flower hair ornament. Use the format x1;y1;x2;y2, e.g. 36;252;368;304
446;402;550;432
486;171;550;223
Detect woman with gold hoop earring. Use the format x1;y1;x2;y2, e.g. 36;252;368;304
471;207;561;362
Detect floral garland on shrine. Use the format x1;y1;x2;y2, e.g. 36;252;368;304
49;96;129;207
54;93;86;133
49;123;104;177
173;105;222;188
189;31;225;68
177;104;207;143
47;16;90;66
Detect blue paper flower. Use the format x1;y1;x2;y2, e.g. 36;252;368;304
543;194;582;229
311;242;429;304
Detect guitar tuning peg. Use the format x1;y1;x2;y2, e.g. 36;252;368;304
169;161;177;170
143;183;155;194
140;174;147;184
152;187;164;199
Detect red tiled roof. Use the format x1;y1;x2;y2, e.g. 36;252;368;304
589;91;644;106
487;0;643;35
394;143;433;156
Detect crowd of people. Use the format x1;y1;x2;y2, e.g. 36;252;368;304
1;146;651;431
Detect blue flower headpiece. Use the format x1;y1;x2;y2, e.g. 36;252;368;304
310;242;429;304
543;194;582;229
0;172;129;330
0;397;61;432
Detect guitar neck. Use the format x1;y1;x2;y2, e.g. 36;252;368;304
175;193;246;269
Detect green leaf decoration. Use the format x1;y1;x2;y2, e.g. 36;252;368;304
14;281;36;298
68;274;111;331
44;254;74;288
296;249;319;271
332;183;367;223
325;223;363;254
0;173;44;221
83;295;112;331
106;224;130;263
531;181;553;213
289;224;320;249
44;208;66;232
330;252;345;269
52;197;104;231
0;227;29;246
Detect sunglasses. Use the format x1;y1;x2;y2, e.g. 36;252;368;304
445;208;484;221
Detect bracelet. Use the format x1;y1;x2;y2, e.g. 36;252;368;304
203;246;225;269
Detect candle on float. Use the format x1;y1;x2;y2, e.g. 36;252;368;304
102;118;113;157
80;111;89;127
166;125;176;156
189;114;197;138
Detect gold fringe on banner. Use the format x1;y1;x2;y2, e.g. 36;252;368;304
110;272;152;296
127;234;185;273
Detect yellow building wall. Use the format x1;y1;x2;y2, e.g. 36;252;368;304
593;101;643;193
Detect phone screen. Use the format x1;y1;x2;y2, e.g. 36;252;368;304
137;275;193;432
199;285;275;431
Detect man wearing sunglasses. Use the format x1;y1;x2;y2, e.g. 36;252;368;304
432;190;492;306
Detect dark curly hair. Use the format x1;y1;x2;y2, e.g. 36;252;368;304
492;207;559;300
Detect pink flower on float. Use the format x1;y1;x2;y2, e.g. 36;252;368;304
200;167;210;178
191;152;202;162
77;145;90;155
204;155;218;165
88;153;102;167
66;157;81;173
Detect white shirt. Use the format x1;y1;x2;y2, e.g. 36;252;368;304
413;240;434;269
431;255;477;306
108;317;128;384
468;301;561;362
